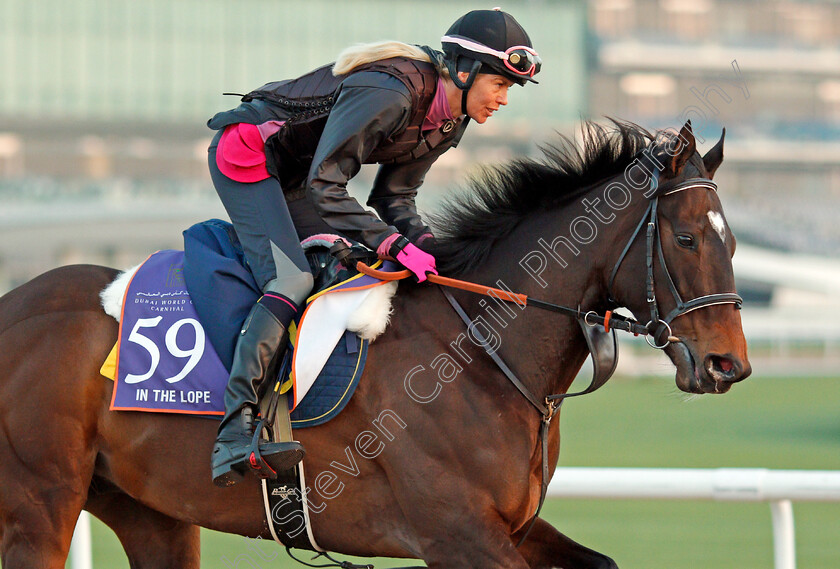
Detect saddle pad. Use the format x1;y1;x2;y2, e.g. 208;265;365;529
109;250;228;415
288;260;398;410
104;249;385;423
290;331;367;427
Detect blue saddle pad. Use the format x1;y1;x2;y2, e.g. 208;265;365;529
288;330;367;428
109;219;370;427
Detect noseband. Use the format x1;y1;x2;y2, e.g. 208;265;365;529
356;165;745;551
607;173;743;348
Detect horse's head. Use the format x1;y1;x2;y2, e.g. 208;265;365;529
610;122;751;394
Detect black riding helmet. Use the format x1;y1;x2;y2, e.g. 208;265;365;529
442;8;541;114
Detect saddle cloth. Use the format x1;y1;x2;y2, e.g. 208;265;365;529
101;234;398;422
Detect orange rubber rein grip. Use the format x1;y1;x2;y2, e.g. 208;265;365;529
355;262;528;307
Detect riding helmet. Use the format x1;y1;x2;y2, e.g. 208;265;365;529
441;8;541;90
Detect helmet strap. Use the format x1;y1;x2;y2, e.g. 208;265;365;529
447;57;480;89
446;57;482;116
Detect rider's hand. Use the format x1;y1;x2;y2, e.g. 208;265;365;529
379;234;438;283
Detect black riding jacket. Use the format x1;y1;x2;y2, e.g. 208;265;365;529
207;50;468;249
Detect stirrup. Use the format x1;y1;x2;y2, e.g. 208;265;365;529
246;418;305;479
247;418;276;479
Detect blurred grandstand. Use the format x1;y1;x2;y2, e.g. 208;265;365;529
587;0;840;259
1;0;838;368
584;0;840;373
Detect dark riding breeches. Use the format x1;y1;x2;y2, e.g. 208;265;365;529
208;133;315;303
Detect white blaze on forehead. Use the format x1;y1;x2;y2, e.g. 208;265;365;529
707;211;726;244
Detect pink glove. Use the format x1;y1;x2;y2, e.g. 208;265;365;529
378;234;438;283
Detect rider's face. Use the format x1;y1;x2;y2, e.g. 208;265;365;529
458;72;514;124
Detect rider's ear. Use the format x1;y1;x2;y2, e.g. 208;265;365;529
661;121;696;179
702;128;725;179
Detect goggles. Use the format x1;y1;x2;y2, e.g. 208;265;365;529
441;35;542;77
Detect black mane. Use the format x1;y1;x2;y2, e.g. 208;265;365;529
427;120;654;276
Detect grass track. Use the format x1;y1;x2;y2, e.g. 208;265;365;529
66;375;840;568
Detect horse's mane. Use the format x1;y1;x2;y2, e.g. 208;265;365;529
428;120;654;277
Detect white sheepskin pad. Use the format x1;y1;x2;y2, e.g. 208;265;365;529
346;281;398;341
99;264;141;322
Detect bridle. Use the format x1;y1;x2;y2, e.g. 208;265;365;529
606;171;743;348
348;162;745;552
436;166;744;548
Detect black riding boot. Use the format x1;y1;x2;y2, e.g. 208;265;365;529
211;301;305;487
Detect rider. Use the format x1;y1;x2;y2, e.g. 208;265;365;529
207;8;541;487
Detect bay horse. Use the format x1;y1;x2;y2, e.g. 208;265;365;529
0;121;750;568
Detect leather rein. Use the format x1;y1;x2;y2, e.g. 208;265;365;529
352;172;743;548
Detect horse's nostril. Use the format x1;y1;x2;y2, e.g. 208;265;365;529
705;354;738;380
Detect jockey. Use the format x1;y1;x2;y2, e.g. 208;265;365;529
206;8;541;487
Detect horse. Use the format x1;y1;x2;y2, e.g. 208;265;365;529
0;120;750;569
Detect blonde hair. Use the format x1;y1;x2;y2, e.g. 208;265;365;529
333;41;432;76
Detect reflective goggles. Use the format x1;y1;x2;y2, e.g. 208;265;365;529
441;35;542;77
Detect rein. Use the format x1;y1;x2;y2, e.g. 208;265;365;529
357;175;743;347
350;172;743;550
356;261;621;547
355;266;650;336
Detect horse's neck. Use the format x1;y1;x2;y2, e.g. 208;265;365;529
456;186;647;401
455;233;598;402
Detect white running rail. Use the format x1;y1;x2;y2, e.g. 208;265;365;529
71;468;840;569
548;468;840;569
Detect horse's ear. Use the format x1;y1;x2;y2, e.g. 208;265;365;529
661;121;696;179
702;128;725;179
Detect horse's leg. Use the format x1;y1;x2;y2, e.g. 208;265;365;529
407;511;530;569
85;483;201;569
0;434;92;568
0;499;85;568
0;268;118;568
514;517;618;569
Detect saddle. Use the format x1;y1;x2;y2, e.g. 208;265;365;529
101;220;395;420
179;220;392;552
98;220;398;552
180;219;380;372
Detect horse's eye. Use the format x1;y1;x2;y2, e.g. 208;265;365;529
675;234;695;249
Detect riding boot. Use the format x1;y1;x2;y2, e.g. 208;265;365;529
211;300;305;487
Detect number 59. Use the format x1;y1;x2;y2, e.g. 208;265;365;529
123;316;206;384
